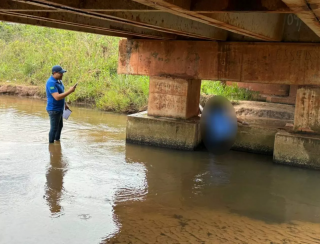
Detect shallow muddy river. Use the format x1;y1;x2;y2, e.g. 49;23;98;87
1;95;320;244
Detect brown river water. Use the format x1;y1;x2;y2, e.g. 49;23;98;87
1;95;320;244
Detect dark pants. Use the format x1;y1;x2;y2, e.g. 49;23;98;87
48;111;63;143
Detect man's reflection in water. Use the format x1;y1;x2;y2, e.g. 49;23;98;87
45;143;68;217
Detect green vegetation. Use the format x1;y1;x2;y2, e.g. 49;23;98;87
0;22;148;112
0;22;257;113
201;81;258;101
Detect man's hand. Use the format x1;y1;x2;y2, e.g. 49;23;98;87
52;85;77;101
65;103;70;110
68;86;76;93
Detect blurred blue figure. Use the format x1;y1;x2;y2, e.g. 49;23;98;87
200;96;238;154
208;108;236;142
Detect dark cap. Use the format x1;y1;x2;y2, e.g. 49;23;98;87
52;65;67;74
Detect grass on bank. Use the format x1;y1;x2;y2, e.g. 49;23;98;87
201;81;259;101
0;22;257;113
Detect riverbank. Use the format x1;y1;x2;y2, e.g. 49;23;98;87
0;83;43;98
0;83;145;112
0;81;259;114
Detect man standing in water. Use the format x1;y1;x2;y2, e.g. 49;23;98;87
46;65;77;143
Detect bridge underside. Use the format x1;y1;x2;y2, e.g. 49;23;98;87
2;0;320;168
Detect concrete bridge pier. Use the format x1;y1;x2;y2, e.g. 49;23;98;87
274;86;320;169
126;76;202;150
119;39;320;168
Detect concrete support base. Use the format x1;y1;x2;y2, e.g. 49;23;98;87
126;113;281;154
232;125;278;155
274;131;320;169
126;101;295;153
126;111;201;150
231;101;294;155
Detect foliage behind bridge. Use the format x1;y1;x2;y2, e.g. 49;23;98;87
0;22;256;112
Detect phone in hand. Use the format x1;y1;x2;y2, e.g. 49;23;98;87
74;83;78;88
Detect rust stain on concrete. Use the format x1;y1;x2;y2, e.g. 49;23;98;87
294;87;320;133
148;76;201;119
118;39;320;85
